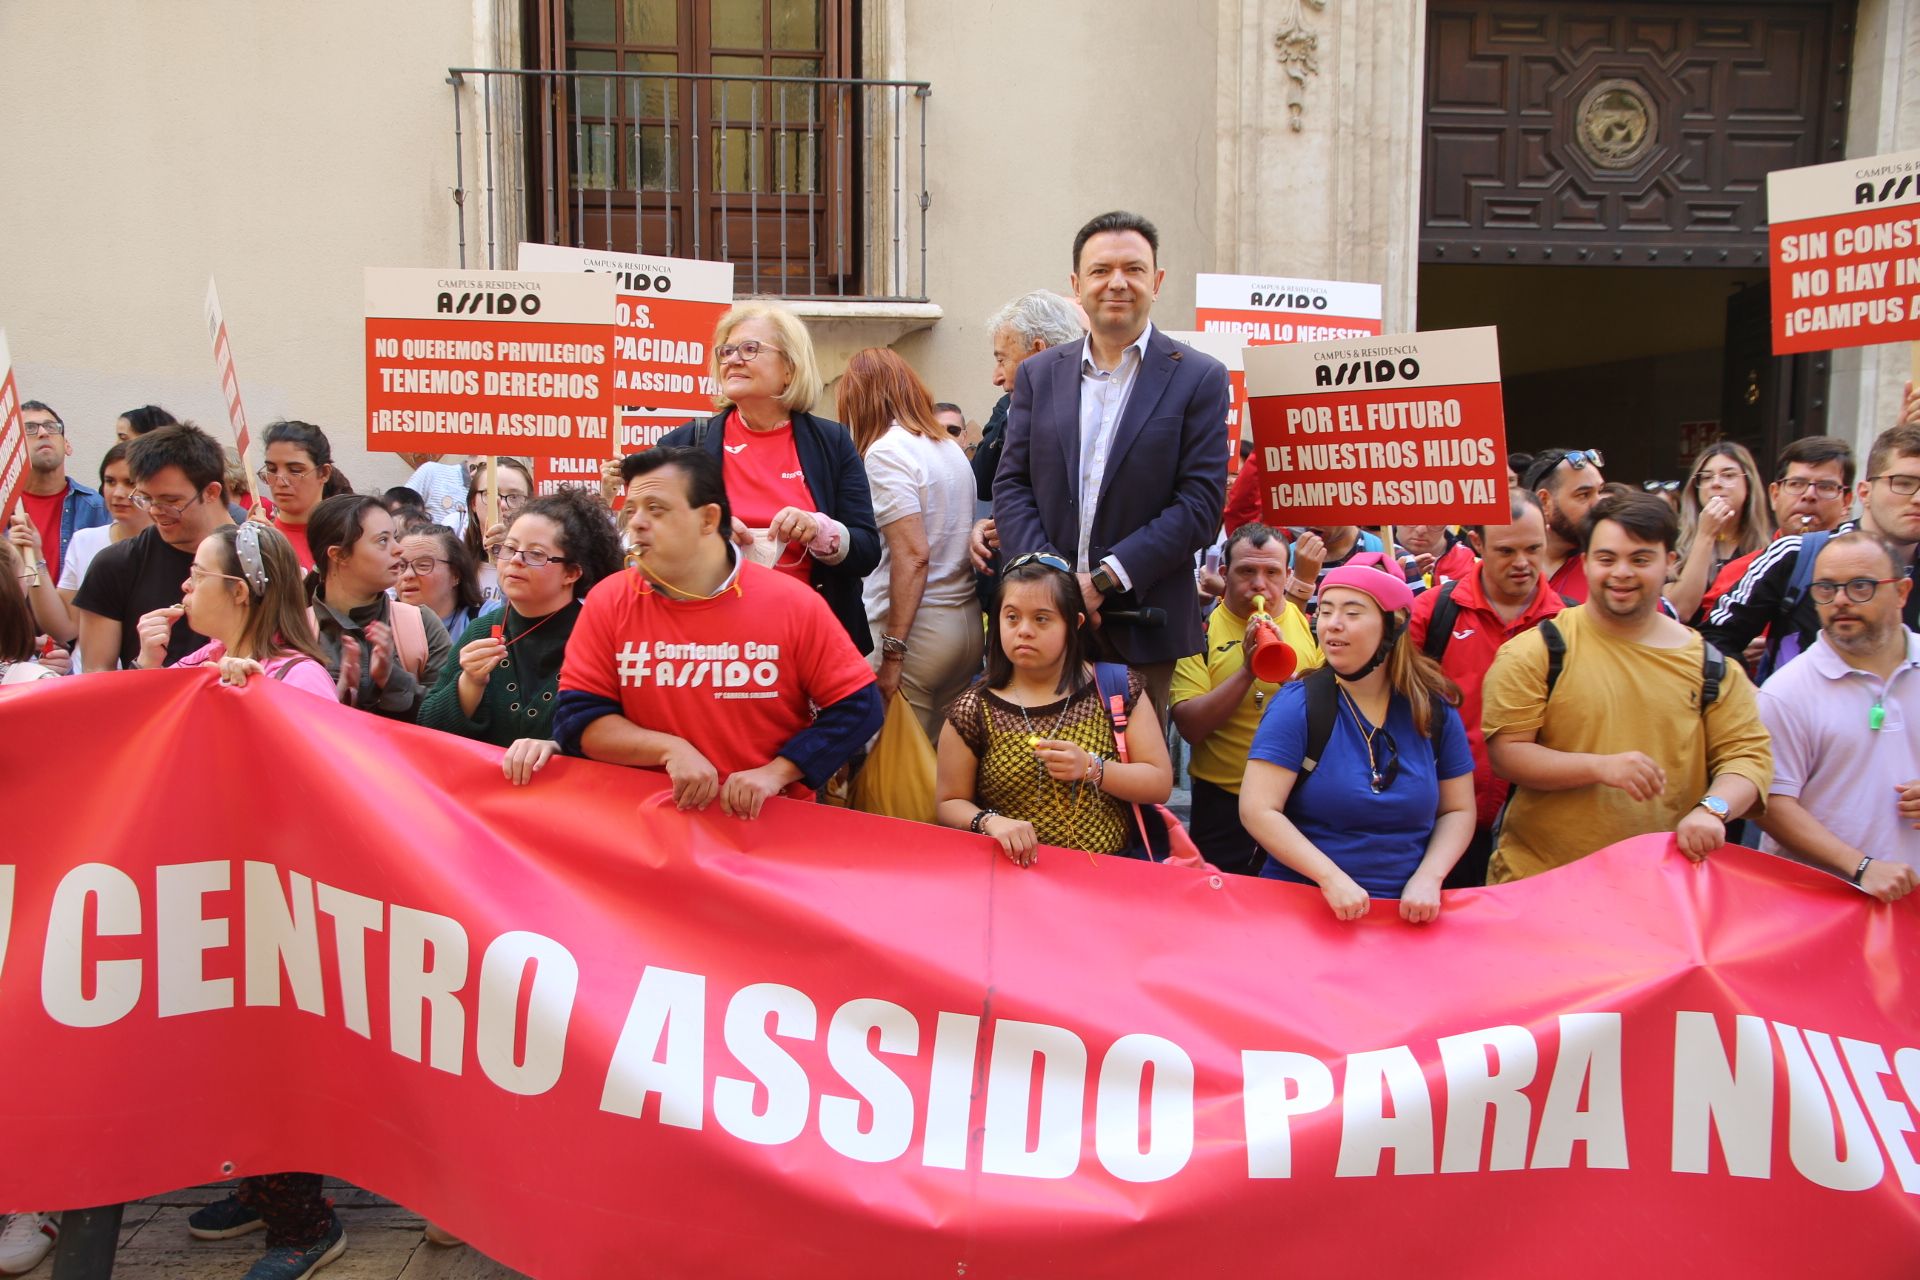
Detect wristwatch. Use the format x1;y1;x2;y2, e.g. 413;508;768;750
1090;564;1119;596
1695;795;1730;822
880;633;909;658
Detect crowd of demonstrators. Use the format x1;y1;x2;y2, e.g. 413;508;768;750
1407;489;1564;886
654;300;882;655
142;524;335;697
305;493;452;718
1169;523;1323;874
8;400;106;589
420;489;622;781
396;522;488;640
554;446;883;817
1701;435;1854;618
992;210;1231;715
461;456;533;609
937;554;1173;865
838;347;984;742
1705;424;1920;680
1667;441;1772;622
255;420;354;568
1523;447;1608;603
1396;521;1476;588
1238;562;1475;920
73;423;237;672
10;440;145;646
1482;492;1774;884
1754;532;1919;900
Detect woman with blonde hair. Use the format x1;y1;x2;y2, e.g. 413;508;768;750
837;346;983;741
1238;557;1475;923
651;299;880;651
1668;439;1770;622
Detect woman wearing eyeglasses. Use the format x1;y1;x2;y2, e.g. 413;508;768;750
460;456;534;610
1668;441;1770;623
253;420;354;569
1238;560;1475;923
305;494;452;719
419;489;622;782
397;523;488;640
651;300;882;653
936;553;1173;865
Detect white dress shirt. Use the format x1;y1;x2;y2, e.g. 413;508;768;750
1076;322;1155;586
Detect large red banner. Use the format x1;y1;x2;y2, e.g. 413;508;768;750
2;673;1918;1278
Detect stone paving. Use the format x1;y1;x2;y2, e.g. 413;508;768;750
20;1183;528;1279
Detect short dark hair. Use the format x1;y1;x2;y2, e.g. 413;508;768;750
517;488;624;598
1774;435;1855;487
621;445;732;533
1866;423;1920;484
932;402;964;417
1223;522;1285;570
119;405;178;435
1582;490;1678;552
1507;451;1534;478
1523;449;1576;493
97;440;133;486
263;420;354;498
1466;487;1542;539
305;493;387;593
1072;210;1160;273
20;400;59;424
126;422;227;499
984;558;1091;697
383;486;425;509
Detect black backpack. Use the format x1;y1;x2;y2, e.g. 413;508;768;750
1534;617;1726;709
1420;578;1573;663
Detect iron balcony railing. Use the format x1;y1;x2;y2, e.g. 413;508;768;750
446;66;931;302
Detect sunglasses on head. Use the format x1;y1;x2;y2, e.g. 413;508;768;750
1558;449;1604;472
1004;551;1074;575
1642;479;1681;493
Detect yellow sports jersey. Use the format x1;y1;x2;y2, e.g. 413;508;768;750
1170;599;1324;792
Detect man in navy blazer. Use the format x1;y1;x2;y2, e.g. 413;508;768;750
992;210;1231;711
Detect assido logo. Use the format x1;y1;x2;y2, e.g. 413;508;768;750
615;640;783;697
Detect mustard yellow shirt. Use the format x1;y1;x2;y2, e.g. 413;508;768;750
1170;599;1324;791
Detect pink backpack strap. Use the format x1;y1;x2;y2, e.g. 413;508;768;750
389;603;429;678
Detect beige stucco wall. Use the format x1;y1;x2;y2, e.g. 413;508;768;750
0;0;473;491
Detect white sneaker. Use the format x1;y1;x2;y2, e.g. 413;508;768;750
0;1213;58;1275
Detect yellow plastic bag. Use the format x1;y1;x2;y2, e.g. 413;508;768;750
849;692;937;824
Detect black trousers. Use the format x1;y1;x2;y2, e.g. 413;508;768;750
1189;777;1266;876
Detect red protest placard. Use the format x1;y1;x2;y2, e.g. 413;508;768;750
364;268;616;458
1245;326;1508;526
1195;273;1383;345
0;331;26;522
516;243;732;412
532;409;693;504
1768;148;1920;354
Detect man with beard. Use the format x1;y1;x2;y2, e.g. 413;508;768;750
1523;448;1607;603
1754;532;1919;900
1480;492;1772;882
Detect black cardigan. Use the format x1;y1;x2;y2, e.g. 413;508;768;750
652;409;882;653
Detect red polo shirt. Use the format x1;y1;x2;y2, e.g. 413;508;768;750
1409;568;1566;828
1545;553;1588;603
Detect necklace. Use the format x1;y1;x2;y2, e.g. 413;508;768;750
1338;686;1391;794
500;606;566;650
1010;686;1085;830
630;557;742;601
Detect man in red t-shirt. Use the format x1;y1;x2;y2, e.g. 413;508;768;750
8;401;107;586
555;446;883;817
1408;488;1564;886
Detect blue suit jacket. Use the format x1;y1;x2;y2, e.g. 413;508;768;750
992;327;1230;664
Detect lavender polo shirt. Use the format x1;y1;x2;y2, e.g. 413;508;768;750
1755;629;1920;869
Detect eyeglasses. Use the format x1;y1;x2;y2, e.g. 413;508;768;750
186;565;246;587
1867;472;1920;497
1004;551;1074;575
130;490;207;519
1778;477;1846;498
492;544;568;568
22;422;64;438
256;464;314;484
401;556;448;576
715;340;783;363
1810;576;1905;604
1695;467;1744;486
479;492;528;513
1642;479;1681;493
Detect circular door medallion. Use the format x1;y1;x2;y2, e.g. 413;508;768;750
1576;79;1657;169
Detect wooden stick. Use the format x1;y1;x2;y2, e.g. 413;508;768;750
1381;524;1396;556
485;454;500;531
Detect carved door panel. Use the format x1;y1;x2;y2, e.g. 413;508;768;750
1421;2;1854;266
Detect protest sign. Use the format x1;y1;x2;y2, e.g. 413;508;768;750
531;408;692;501
1245;326;1508;526
1195;273;1383;344
364;268;616;459
2;672;1918;1279
0;330;24;522
515;243;732;412
1768;148;1920;355
1164;330;1248;475
203;278;256;469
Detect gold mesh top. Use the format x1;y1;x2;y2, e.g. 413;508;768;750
946;670;1145;854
